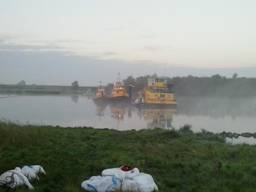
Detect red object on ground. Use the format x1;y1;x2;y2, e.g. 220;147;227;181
121;165;133;172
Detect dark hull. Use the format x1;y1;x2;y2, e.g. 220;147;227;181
109;96;130;102
135;102;177;109
93;96;131;107
93;97;110;105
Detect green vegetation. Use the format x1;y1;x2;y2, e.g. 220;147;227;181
1;123;256;192
123;74;256;97
0;84;95;95
2;74;256;97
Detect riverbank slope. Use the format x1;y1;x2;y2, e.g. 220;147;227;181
0;123;256;192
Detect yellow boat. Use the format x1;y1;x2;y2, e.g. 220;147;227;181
135;77;177;107
110;80;129;101
96;86;107;98
93;85;109;104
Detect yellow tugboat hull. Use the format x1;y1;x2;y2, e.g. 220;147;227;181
143;90;176;105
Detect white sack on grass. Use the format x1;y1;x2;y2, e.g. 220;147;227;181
125;168;140;179
81;175;121;192
102;167;140;180
21;165;46;181
122;173;159;192
30;165;46;175
0;167;34;190
121;178;140;192
21;166;39;181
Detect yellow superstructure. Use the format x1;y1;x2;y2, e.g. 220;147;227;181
111;81;128;99
137;78;177;106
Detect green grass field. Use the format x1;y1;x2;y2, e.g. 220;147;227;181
1;122;256;192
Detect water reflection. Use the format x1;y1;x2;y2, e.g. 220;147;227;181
177;97;256;118
70;95;79;103
95;103;107;117
93;99;177;129
138;108;176;129
111;107;125;120
1;94;256;133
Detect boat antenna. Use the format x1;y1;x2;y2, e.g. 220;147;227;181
117;72;121;82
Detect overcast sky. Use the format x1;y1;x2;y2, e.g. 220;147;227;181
1;0;256;85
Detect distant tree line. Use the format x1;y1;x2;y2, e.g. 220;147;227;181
121;74;256;97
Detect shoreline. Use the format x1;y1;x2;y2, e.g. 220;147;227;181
1;123;256;191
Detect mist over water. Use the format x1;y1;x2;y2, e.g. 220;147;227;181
1;94;256;133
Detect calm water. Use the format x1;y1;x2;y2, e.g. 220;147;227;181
1;94;256;134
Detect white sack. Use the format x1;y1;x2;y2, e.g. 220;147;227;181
21;166;39;181
125;168;140;179
0;167;34;190
30;165;46;175
122;173;158;192
102;167;140;180
81;175;121;192
121;178;140;192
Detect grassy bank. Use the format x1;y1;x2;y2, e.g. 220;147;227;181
0;123;256;192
